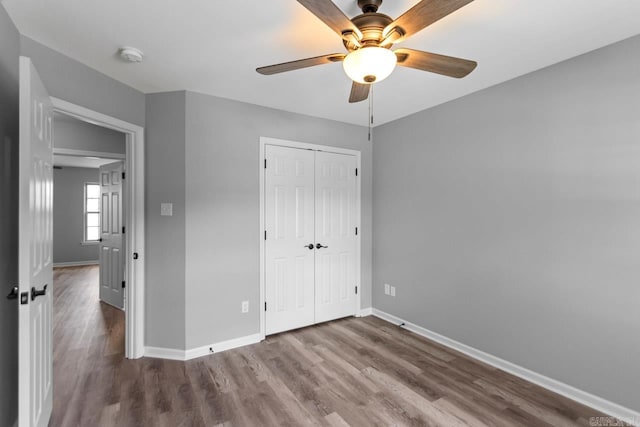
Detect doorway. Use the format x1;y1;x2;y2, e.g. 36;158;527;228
51;97;145;359
259;137;362;337
53;112;127;311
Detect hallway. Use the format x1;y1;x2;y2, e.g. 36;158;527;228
52;265;124;425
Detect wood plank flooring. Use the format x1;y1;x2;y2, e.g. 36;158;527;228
52;266;615;426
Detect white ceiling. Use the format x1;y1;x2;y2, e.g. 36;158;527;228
4;0;640;126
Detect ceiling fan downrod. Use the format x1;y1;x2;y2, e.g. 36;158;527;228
358;0;383;13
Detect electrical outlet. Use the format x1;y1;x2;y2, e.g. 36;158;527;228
390;286;396;297
241;301;249;313
384;284;390;295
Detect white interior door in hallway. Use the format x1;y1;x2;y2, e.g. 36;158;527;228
265;145;358;335
99;161;125;309
18;56;53;427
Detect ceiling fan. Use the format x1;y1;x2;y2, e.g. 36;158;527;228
257;0;478;103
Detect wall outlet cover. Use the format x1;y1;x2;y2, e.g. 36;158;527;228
241;301;249;313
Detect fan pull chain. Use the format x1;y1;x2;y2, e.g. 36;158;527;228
368;84;374;141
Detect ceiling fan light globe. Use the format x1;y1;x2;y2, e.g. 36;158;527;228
343;47;397;84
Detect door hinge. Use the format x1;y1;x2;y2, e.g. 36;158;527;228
122;281;126;289
122;171;125;179
264;159;267;169
355;286;358;295
265;302;267;311
355;168;358;176
264;230;267;240
355;227;358;236
122;226;125;234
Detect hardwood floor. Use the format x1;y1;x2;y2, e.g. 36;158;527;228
52;265;613;426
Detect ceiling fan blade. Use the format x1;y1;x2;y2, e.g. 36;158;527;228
395;48;477;78
384;0;474;41
349;82;370;103
256;53;345;75
297;0;363;40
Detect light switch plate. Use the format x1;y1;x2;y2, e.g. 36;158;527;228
160;203;173;216
390;286;396;297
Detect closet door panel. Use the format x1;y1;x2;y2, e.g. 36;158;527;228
265;145;315;335
314;151;357;323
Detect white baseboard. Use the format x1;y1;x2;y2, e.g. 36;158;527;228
371;308;640;426
144;346;185;361
358;307;373;317
185;333;262;360
53;260;99;268
145;333;263;362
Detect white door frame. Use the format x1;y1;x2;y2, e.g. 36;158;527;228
51;97;145;359
259;136;362;340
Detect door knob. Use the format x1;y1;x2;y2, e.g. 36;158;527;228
31;284;47;301
304;244;314;250
6;286;18;300
316;243;328;249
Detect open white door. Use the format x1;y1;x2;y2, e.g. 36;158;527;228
18;56;53;427
99;161;125;309
314;151;357;323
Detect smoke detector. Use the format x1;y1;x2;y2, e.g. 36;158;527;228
119;46;144;63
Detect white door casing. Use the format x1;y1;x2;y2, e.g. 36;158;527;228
99;161;125;309
50;97;145;359
314;151;358;324
18;56;53;427
262;139;360;336
264;145;316;335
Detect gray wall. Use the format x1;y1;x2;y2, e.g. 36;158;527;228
20;36;145;126
54;113;125;154
144;90;372;350
184;91;372;349
53;167;99;264
145;91;186;349
0;4;20;426
373;34;640;411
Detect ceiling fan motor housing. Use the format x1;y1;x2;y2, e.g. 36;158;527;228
344;12;394;51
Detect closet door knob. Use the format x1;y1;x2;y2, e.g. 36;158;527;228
31;284;47;301
304;244;314;250
316;243;328;249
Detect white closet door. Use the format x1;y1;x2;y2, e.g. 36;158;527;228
314;151;357;323
265;145;316;335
